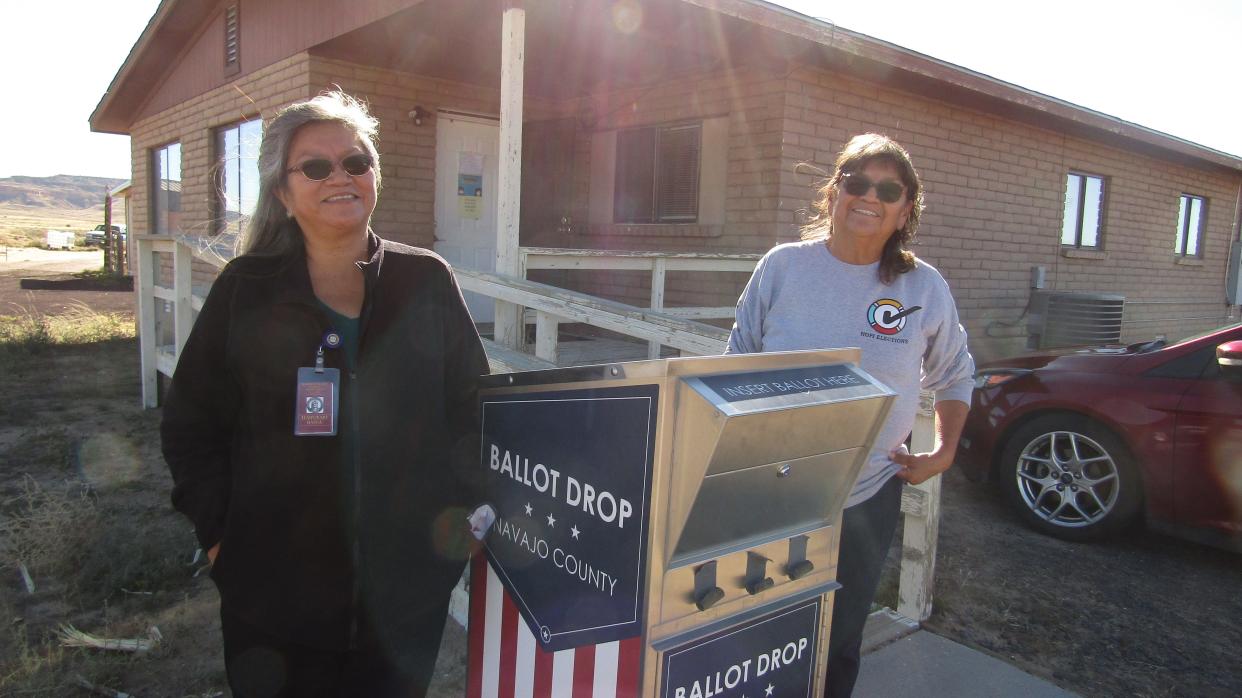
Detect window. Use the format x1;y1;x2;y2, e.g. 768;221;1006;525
613;123;700;223
1175;194;1206;257
224;4;240;76
152;143;182;235
215;118;262;237
1061;173;1105;248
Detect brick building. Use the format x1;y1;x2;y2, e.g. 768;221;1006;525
91;0;1242;364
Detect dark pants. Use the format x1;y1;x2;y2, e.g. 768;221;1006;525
221;603;450;698
825;475;904;698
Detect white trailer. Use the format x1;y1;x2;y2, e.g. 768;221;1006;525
45;230;75;250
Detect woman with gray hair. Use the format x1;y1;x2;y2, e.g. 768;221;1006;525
161;90;489;696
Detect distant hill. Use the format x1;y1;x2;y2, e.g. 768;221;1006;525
0;175;126;209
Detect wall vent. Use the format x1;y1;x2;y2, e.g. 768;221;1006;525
224;5;240;75
1028;291;1125;349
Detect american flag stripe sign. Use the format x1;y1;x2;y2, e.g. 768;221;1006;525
468;554;644;697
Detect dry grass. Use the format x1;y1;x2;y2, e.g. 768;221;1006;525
0;302;222;695
0;303;135;355
0;477;101;586
0;203;106;248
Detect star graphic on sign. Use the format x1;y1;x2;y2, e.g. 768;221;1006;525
570;525;580;540
765;683;774;696
546;512;557;527
524;502;533;516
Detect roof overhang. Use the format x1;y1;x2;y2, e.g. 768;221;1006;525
93;0;1242;174
688;0;1242;172
91;0;219;135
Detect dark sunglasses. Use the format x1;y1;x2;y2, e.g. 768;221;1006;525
840;172;905;204
287;153;373;181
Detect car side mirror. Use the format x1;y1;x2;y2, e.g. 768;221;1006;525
1217;340;1242;378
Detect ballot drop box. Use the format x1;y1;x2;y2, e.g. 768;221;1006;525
466;350;894;697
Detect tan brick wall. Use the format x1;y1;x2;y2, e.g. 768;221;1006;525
533;67;786;312
306;56;511;249
126;52;1241;363
779;67;1241;363
131;55;314;289
131;54;314;239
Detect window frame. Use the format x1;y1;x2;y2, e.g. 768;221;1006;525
612;121;702;224
150;142;182;236
1175;193;1207;258
213;117;263;238
1061;171;1106;250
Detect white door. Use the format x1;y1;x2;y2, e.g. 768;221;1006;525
434;113;500;323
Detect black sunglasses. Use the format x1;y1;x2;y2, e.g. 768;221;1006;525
840;172;905;204
287;153;373;181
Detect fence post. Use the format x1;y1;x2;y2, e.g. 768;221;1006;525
136;238;158;407
103;189;113;273
647;257;667;359
173;241;193;358
492;3;526;350
897;391;940;622
534;311;559;364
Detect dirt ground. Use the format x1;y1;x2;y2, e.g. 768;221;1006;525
902;469;1242;697
1;251;1239;697
0;248;134;317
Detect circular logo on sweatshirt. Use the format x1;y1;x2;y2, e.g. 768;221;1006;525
868;298;911;336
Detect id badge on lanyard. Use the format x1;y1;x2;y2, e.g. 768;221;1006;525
294;333;342;436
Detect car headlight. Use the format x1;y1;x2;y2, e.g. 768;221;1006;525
973;370;1032;390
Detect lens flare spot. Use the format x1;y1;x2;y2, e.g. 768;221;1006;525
611;0;643;34
432;507;476;561
1210;430;1242;522
77;433;141;486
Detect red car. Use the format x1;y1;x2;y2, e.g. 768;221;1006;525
956;322;1242;547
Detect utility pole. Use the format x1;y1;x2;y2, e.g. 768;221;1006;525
103;187;114;273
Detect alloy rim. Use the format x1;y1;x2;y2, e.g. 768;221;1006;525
1015;430;1120;528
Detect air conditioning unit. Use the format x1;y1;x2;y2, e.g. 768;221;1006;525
1028;291;1125;349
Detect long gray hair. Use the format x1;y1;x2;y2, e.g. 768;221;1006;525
240;90;382;257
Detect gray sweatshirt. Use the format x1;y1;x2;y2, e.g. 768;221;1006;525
727;240;975;507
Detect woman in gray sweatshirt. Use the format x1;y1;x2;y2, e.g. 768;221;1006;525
727;133;975;698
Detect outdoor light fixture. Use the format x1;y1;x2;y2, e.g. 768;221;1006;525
409;106;428;126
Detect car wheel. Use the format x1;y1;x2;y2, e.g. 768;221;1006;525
999;414;1142;541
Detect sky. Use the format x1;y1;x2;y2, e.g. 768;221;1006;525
0;0;1239;180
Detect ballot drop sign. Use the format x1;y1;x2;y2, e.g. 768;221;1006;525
480;384;658;651
660;598;822;698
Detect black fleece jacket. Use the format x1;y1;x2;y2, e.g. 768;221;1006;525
160;233;489;650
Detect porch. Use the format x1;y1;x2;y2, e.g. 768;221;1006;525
135;232;947;639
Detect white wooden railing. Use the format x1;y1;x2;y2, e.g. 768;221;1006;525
519;246;758;359
455;268;730;363
135;234;942;623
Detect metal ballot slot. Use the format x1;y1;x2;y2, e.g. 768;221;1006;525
467;350;894;697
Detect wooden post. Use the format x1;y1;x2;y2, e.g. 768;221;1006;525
136;238;158;407
534;311;559;364
172;240;193;357
103;189;113;273
897;391;940;622
647;258;667;359
493;2;526;349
